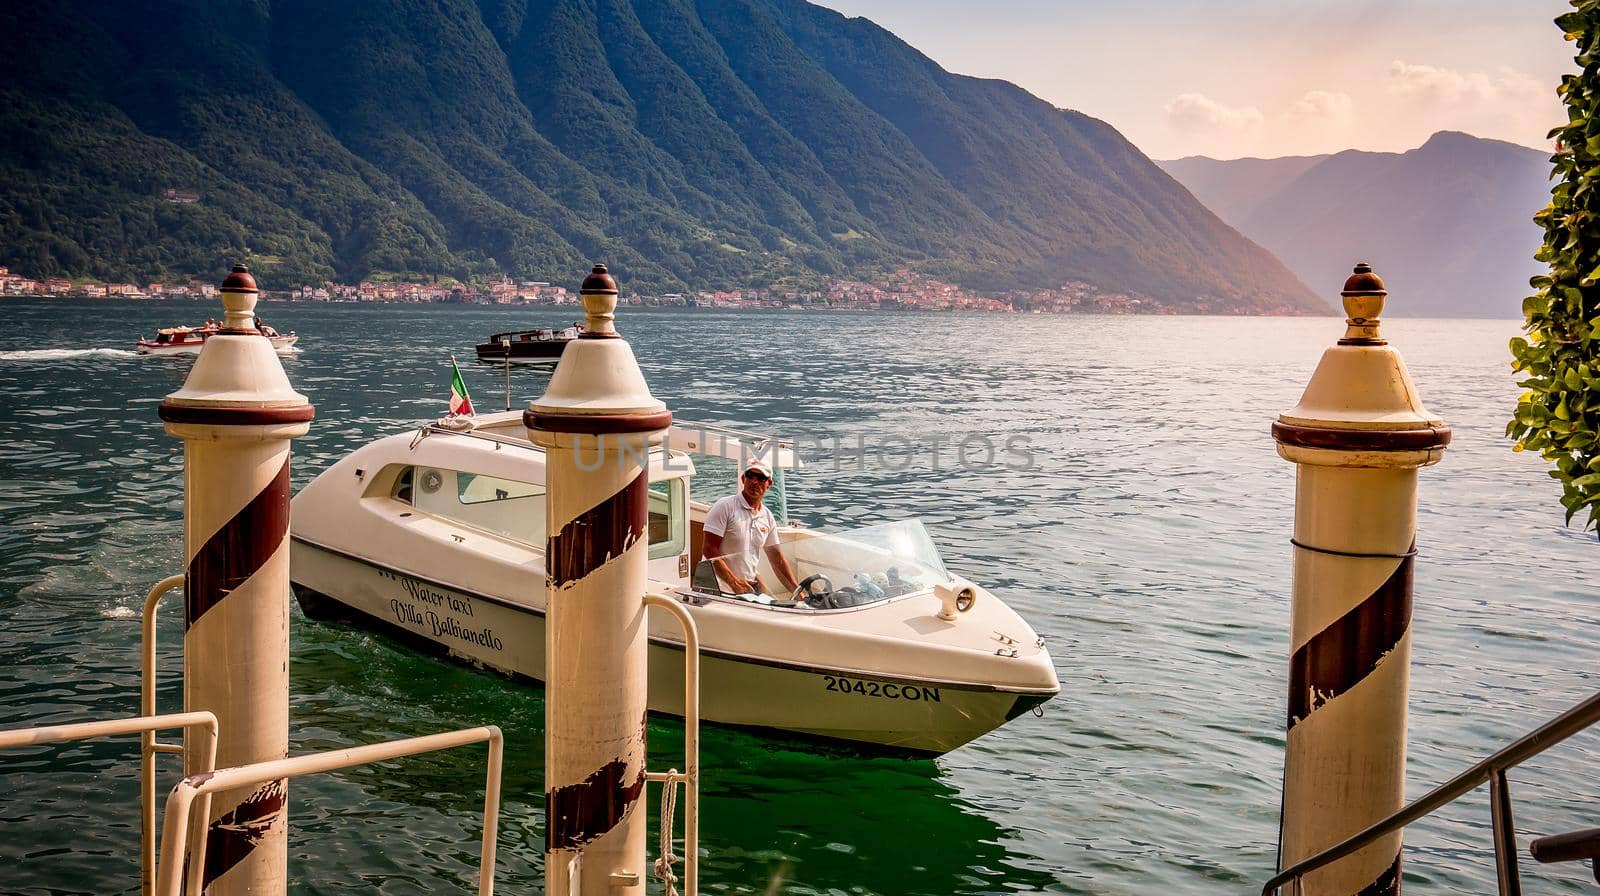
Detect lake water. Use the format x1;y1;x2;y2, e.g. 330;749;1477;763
0;298;1596;895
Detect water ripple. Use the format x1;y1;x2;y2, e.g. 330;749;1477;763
0;300;1595;895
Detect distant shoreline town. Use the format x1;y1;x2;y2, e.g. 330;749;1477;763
0;265;1300;315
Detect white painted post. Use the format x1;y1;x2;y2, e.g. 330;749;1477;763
159;264;312;896
526;264;671;896
1273;263;1450;895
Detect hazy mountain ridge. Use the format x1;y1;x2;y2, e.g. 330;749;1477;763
0;0;1322;311
1159;132;1551;317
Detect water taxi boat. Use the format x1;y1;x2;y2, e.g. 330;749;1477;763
474;325;582;364
288;411;1059;756
136;322;299;355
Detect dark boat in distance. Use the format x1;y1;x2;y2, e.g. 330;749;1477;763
474;324;582;364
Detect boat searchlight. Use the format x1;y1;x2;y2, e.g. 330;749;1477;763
934;577;978;621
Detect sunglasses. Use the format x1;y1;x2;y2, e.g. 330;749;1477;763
742;471;770;483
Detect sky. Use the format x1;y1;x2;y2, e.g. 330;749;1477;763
812;0;1572;160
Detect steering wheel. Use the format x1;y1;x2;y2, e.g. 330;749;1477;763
794;574;835;609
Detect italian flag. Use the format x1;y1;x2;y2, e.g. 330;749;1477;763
448;356;475;416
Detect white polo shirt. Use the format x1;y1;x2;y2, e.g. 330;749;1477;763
702;493;778;580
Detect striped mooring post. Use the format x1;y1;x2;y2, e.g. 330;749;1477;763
159;264;313;895
1272;263;1450;895
525;264;672;896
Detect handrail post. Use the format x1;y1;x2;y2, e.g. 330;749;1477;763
155;726;502;896
0;710;218;896
1490;769;1521;896
1262;690;1600;895
140;573;186;896
479;728;503;896
646;592;700;896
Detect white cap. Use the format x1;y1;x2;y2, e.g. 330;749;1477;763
743;458;773;479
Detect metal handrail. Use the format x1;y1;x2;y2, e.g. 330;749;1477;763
1264;690;1600;895
155;725;504;896
644;592;702;896
140;573;186;895
0;710;219;896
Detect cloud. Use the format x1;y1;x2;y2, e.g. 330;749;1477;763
1164;92;1263;134
1387;60;1546;106
1286;90;1353;122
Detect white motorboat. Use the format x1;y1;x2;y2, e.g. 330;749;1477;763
136;322;299;355
289;411;1059;755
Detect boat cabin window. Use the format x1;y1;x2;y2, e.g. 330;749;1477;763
389;465;547;546
648;479;685;560
386;464;678;555
457;472;542;505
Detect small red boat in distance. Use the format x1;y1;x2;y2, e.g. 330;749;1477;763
136;320;299;356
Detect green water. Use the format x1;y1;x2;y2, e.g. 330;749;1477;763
1;299;1596;894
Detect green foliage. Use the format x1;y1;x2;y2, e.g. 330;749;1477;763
1509;0;1600;531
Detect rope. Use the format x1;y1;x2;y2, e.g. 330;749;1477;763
1289;538;1417;560
653;770;684;896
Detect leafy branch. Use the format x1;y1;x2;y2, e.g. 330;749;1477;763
1509;0;1600;531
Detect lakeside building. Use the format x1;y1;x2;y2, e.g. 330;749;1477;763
0;262;1288;315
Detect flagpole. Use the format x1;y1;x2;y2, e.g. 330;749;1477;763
503;338;511;412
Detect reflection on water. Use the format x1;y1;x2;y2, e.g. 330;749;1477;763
1;299;1597;895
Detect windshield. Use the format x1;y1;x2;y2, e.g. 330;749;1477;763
693;519;949;610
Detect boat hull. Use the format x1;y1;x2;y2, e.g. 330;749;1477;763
291;538;1045;756
136;334;299;355
474;341;568;363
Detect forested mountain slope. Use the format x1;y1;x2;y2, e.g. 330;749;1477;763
0;0;1322;311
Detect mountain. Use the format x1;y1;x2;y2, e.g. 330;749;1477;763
1160;132;1551;317
0;0;1322;312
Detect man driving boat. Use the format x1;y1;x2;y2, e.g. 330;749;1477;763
701;458;801;598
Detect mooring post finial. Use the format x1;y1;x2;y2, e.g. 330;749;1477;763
580;263;620;337
219;263;260;333
1339;261;1387;346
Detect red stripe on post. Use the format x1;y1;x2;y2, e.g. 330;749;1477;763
546;471;648;589
1272;420;1451;453
545;755;647;851
1287;554;1413;729
186;456;292;630
201;779;286;888
159;403;315;426
524;409;673;435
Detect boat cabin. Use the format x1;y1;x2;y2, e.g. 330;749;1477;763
362;412;948;612
486;325;582;344
150;327;207;346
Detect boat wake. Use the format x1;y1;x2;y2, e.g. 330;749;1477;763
0;348;140;361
